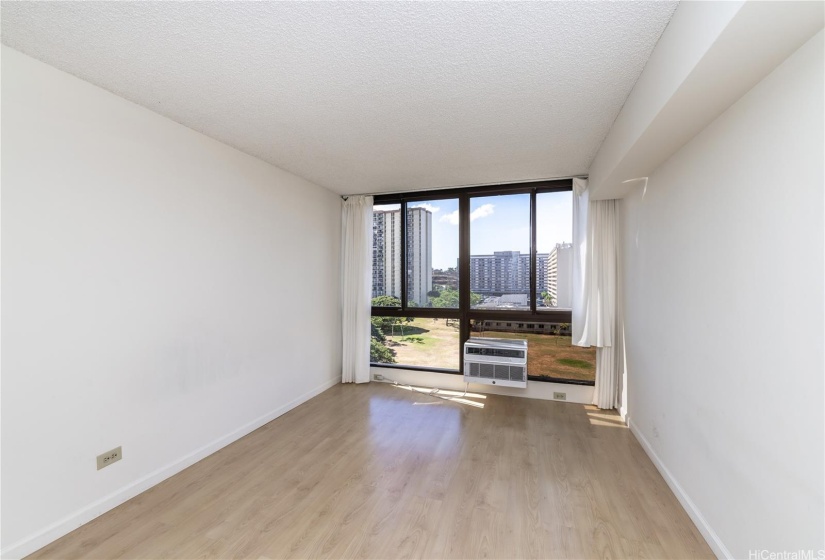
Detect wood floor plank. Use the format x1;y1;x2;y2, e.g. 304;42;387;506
26;383;714;559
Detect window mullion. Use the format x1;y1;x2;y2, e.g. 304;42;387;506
400;200;408;309
458;194;470;372
530;189;537;313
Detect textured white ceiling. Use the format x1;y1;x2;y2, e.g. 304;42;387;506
1;1;676;195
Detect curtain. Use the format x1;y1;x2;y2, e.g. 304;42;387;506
341;196;373;384
579;199;618;349
571;178;589;345
571;179;620;409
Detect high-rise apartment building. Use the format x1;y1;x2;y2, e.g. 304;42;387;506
545;242;573;308
469;251;549;294
371;207;432;306
405;207;433;306
537;254;549;294
371;211;388;299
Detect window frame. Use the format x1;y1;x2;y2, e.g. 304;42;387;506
370;179;593;386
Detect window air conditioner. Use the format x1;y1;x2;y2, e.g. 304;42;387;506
463;338;528;388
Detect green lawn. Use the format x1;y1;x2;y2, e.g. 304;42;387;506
385;318;460;370
486;330;596;382
381;318;596;382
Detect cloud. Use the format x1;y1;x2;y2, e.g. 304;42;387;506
439;204;495;225
411;203;439;213
440;211;459;225
471;204;495;221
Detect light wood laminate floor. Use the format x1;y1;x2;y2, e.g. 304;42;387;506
29;383;713;559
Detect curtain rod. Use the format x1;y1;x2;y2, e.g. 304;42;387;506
341;175;589;199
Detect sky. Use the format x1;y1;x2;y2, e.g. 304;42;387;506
381;192;572;270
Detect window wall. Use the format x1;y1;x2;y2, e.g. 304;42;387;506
369;180;591;385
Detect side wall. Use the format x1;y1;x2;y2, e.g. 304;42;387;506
1;47;343;558
620;31;824;557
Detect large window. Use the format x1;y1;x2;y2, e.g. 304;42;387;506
407;199;459;308
536;191;574;309
371;316;460;371
369;180;591;385
470;194;531;310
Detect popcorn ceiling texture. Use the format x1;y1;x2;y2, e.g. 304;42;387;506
1;1;676;195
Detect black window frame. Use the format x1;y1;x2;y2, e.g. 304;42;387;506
369;179;594;386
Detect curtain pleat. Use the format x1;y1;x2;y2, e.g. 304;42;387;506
571;178;620;409
594;346;618;409
571;178;589;347
341;196;373;384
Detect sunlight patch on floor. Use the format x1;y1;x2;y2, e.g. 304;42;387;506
392;383;486;408
584;406;626;428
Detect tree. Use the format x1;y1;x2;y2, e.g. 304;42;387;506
541;290;555;307
372;295;402;308
370;337;396;363
429;287;459;308
371;296;413;336
371;322;386;343
549;322;570;345
429;287;483;308
370;318;396;363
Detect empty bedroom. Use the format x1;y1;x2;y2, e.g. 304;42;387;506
1;1;823;559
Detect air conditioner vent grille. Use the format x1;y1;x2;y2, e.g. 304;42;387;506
463;339;527;388
467;362;525;383
509;365;525;382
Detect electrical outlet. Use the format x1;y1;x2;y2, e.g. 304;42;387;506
553;392;567;401
374;373;384;381
97;446;122;470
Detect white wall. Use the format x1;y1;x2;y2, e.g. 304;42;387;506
620;30;824;558
1;46;342;558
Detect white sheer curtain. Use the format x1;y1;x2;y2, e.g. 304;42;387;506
571;179;620;409
341;195;373;384
571;178;589;345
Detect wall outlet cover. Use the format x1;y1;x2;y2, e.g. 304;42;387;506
97;446;122;470
553;392;567;400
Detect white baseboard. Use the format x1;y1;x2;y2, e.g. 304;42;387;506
1;376;341;560
628;420;732;560
371;366;595;404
